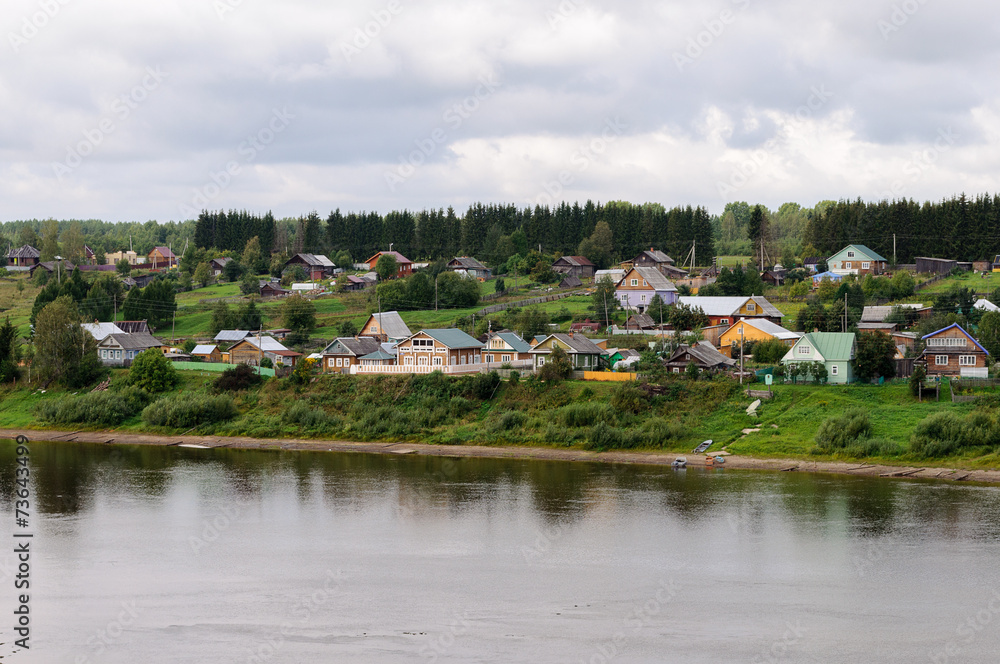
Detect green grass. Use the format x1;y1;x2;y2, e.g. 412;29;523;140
914;271;1000;295
716;255;752;268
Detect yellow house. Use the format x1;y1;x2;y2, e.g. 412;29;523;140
718;318;803;357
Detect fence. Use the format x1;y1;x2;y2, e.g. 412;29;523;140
172;362;275;377
351;360;532;376
477;291;582;316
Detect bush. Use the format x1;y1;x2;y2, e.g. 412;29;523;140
141;394;238;428
560;402;617;427
609;382;647;414
910;411;1000;457
35;386;152;426
466;371;501;400
126;348;179;393
282;401;339;431
508;371;520;385
814;408;872;451
215;364;263;391
495;410;528;431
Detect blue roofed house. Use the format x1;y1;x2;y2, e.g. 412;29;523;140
387;329;484;374
482;331;534;367
781;332;857;384
919;323;990;378
827;245;889;277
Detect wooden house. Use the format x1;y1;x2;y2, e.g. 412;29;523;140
631;249;687;278
228;336;301;367
482;332;533;364
148;246;177;269
551;256;595;279
106;250;140;266
827;245;888;277
365;251;413;278
559;275;583;289
569;319;602;333
915;257;957;275
664;341;736;374
919;323;990;378
395;329;483;369
260;282;291;298
447;257;492;279
191;344;223;363
97;332;166;367
285;253;336;280
615;267;678;313
320;337;384;373
210;257;231;276
677;296;784;328
718;318;802;357
359;311;412;343
781;332;856;384
529;333;604;370
7;245;40;268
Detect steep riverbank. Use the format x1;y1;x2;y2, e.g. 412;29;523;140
6;427;1000;485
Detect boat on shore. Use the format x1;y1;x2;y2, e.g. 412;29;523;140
672;457;687;469
693;440;712;454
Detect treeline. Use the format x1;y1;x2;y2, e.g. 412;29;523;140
1;219;194;262
804;194;1000;263
199;202;715;268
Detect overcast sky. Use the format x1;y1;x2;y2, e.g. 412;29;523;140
3;0;998;222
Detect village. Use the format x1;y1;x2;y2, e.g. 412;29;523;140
6;236;1000;393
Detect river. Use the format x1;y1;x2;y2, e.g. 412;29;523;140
2;440;1000;663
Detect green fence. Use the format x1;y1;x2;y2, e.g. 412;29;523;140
172;362;275;377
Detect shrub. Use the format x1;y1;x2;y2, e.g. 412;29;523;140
495;410;528;431
141;394;238;428
560;402;617;427
126;348;179;393
814;408;872;451
35;386;152;426
609;382;647;414
467;371;502;400
910;411;1000;457
215;364;263;391
282;401;339;431
508;370;520;385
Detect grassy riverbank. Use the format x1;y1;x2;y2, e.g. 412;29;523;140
2;368;996;469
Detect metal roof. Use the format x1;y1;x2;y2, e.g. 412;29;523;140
797;332;856;361
678;296;782;318
368;311;412;339
82;322;124;341
448;256;488;270
554;256;595;267
7;245;39;259
530;333;604;355
735;318;802;341
102;332;164;351
288;253;335;267
359;349;396;361
365;251;412;265
240;336;292;353
665;341;735;368
214;330;251;342
492;332;533;353
321;337;382;356
636;249;674;264
626;266;678;292
921;323;989;355
831;244;888;262
191;344;218;355
974;299;1000;313
419;329;484;349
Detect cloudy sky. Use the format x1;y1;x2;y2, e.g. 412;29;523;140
3;0;998;222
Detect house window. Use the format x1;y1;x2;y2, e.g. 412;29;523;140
336;358;343;367
845;262;852;269
831;365;839;376
960;355;977;366
631;279;638;287
474;354;481;364
928;338;967;347
673;367;680;373
115;350;121;359
720;318;729;325
935;355;949;366
642;280;647;287
413;339;433;348
328;358;335;368
798;346;811;355
641;295;646;302
862;262;870;270
746;302;756;312
485;354;493;363
404;356;413;365
847;251;855;258
433;356;442;365
538;357;546;366
418;356;427;365
501;354;511;363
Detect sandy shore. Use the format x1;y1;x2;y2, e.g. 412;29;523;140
4;427;1000;485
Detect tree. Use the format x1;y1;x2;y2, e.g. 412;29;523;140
590;276;619;326
117;259;132;276
34;296;104;387
194;262;212;288
210;301;238;335
239;272;259;296
752;338;789;364
810;361;828;384
82;274;125;322
435;271;480;307
977;311;1000;358
0;317;21;383
511;307;550;340
282;294;316;345
789;280;809;300
126;348;178;392
222;258;244;282
375;254;398;281
338;320;359;337
817;277;838;303
61;222;86;264
40;219;60;261
909;364;927;397
494;277;506;295
855;331;897;382
242;236;266;275
577;221;614;269
18;225;38;248
236;299;264;330
668;304;710;331
891;270;915;299
685;361;700;380
647;295;668;327
121;279;176;331
538;346;572;381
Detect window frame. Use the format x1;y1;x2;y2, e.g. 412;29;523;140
935;355;949;366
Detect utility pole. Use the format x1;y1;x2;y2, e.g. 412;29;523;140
843;292;848;332
435;274;439;311
172;311;176;345
739;326;744;385
893;233;896;265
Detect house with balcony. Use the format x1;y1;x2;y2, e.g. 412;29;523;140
918;323;990;378
392;329;484;372
482;331;533;365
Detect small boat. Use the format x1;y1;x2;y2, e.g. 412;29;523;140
672;457;687;469
178;444;210;449
706;455;726;466
693;440;712;454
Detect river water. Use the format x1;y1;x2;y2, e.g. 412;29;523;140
2;440;1000;663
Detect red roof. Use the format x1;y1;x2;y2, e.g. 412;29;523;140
150;246;176;259
366;251;412;265
557;256;595;267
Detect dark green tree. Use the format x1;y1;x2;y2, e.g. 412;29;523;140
855;331;897;383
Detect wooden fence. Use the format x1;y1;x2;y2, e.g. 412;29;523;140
477;290;582;316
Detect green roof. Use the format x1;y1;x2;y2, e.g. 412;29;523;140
802;332;855;361
831;244;888;263
359;349;395;361
494;332;532;353
421;329;484;349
